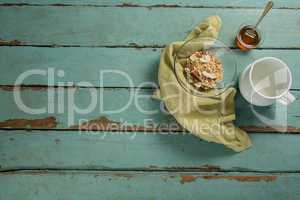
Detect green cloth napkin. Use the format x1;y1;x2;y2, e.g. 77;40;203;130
153;16;252;152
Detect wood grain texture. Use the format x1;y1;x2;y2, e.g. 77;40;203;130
0;7;299;47
0;88;299;131
1;130;300;171
0;1;299;199
0;47;300;89
1;171;298;200
1;171;299;200
0;0;299;8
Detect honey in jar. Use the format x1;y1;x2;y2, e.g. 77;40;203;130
236;25;261;51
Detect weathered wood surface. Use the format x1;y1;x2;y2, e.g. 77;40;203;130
2;130;300;171
0;7;299;48
0;88;299;131
0;0;299;8
1;47;300;88
0;171;298;200
0;0;300;199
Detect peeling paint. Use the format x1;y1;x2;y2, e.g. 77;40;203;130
0;85;47;91
70;116;120;130
0;117;57;129
0;86;19;91
69;116;183;132
69;117;300;133
203;175;277;182
199;165;221;172
70;116;156;131
180;175;277;184
112;173;134;179
0;39;22;46
180;175;199;184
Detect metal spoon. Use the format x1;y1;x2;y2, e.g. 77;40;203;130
246;1;274;38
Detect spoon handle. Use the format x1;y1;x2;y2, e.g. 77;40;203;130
255;1;274;28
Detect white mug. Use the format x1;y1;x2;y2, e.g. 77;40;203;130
239;57;295;106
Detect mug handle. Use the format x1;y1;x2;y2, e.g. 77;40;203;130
277;92;296;105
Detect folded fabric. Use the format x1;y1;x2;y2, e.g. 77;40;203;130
153;16;252;152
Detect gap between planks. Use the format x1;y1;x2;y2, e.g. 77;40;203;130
0;3;299;10
0;125;300;134
2;42;300;50
1;168;300;174
0;84;299;91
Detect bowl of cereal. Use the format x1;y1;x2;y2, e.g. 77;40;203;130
173;37;237;98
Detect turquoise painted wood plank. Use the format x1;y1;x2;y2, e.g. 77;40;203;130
1;130;300;171
0;171;297;200
0;7;299;48
0;88;299;131
0;47;300;89
0;171;298;200
0;47;161;87
0;0;299;8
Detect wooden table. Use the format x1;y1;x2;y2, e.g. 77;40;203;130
0;1;300;199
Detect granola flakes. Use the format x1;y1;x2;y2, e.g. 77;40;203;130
184;51;223;90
